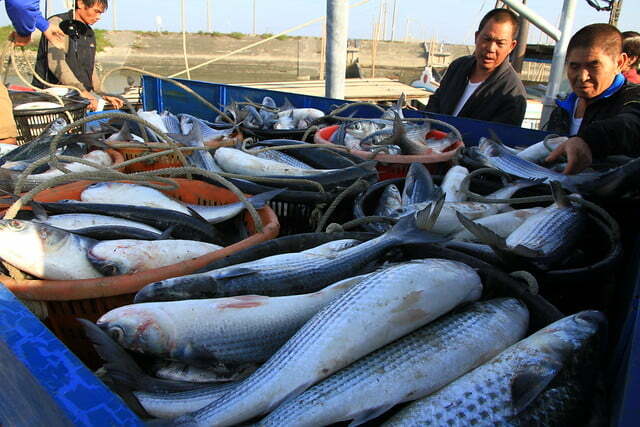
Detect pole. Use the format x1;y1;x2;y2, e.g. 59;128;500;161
181;0;191;79
404;17;409;42
112;0;117;31
381;0;387;41
252;0;256;35
609;0;623;26
511;0;529;73
501;0;561;41
207;0;213;32
540;0;577;127
326;0;348;99
390;0;399;41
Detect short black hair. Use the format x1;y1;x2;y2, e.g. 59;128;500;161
477;8;520;39
622;31;640;69
567;24;622;58
77;0;108;9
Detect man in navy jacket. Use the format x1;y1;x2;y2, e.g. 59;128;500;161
1;0;63;143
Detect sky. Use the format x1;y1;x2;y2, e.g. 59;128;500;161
1;0;638;46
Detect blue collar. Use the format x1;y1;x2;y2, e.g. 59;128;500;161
556;73;626;114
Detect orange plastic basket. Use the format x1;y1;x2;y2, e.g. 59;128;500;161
0;178;279;367
109;129;243;173
314;125;464;180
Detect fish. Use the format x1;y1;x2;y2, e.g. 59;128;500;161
168;121;223;173
13;101;64;110
259;298;529;427
423;132;459;153
71;225;165;241
88;239;223;276
36;213;162;234
401;162;440;207
0;143;18;157
170;258;483;426
250;148;313;170
39;201;221;243
152;361;255;384
259;96;278;129
133;205;447;303
186;188;285;224
375;184;403;218
456;182;587;269
452;207;544;242
106;121;144;143
0;219;102;280
240;105;264;128
441;165;470;202
98;274;370;365
385;114;432;156
137;109;169;141
273;108;324;130
516;136;567;164
160;111;182;134
214;147;338;177
383;311;605;426
179;113;235;145
380;93;406;121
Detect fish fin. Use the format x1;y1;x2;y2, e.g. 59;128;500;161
511;360;563;415
187;206;211;224
348;404;396;426
488;128;505;146
212;267;259;280
509;244;544;258
455;211;508;250
281;97;295;111
78;319;151;391
397;92;406;110
158;225;175;240
247;188;286;209
387;202;449;245
549;181;570;208
422;192;445;231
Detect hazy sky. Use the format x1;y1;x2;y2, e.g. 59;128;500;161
1;0;638;45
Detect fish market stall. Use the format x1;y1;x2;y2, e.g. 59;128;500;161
0;80;638;426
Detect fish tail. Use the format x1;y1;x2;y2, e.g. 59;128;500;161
247;188;286;209
387;196;448;245
455;210;508;250
549;181;570;208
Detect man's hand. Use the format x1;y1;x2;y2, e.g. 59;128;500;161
9;31;30;46
43;23;65;50
545;136;593;175
103;95;125;109
81;91;99;111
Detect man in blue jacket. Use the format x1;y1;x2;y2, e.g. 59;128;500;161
1;0;64;144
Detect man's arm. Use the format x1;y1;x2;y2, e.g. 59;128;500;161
5;0;48;36
45;18;87;91
578;100;640;158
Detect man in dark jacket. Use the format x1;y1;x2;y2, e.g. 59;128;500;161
545;24;640;174
33;0;122;110
424;8;527;127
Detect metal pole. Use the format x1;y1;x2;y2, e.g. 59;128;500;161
501;0;561;41
540;0;577;127
112;0;117;31
609;0;623;26
252;0;256;35
390;0;399;42
326;0;348;99
207;0;213;32
511;0;529;73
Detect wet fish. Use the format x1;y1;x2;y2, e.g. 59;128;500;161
452;207;544;242
0;219;101;280
383;311;605;426
137;109;169;140
441;165;470;202
39;201;221;243
168;121;223;173
0;143;18;156
81;182;191;214
99;274;370;364
214;147;338;177
259;96;278;129
160;111;182;134
71;225;164;241
274;108;324;130
259;298;528;427
36;213;162;233
456;182;587;269
88;239;222;276
134;206;446;303
516;136;567;164
153;361;255;384
250;148;313;170
402;162;439;207
170;259;483;426
375;184;403;218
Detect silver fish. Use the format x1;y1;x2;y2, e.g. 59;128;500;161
169;121;223;173
0;219;102;280
452;208;544;242
250;148;313;169
81;182;191;214
88;239;222;276
36;213;162;233
153;361;255;384
98;274;370;365
134;208;447;303
186;188;284;224
160;111;182;134
259;298;528;427
375;184;403;218
214;147;338;177
402;162;440;207
171;259;483;426
457;182;587;268
441;165;470;202
516;136;567;164
383;310;605;426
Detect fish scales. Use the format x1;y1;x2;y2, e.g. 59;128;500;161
171;259;482;426
506;206;583;255
259;298;528;427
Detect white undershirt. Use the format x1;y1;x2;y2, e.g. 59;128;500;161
570;101;583;135
452;80;483;117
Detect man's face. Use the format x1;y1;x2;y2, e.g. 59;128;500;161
566;46;624;100
474;19;517;73
76;1;105;26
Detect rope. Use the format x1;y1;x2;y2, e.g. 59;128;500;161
168;0;374;78
326;215;398;233
100;66;234;124
315;179;369;232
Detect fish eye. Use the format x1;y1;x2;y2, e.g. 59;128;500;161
8;220;24;230
108;326;125;342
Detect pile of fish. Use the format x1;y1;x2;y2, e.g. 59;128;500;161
214;96;325;131
0;182;280;280
81;210;605;425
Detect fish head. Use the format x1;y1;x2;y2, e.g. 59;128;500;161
261;96;277;109
274;110;295;130
0;220;69;262
86;247;128;276
97;306;174;355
